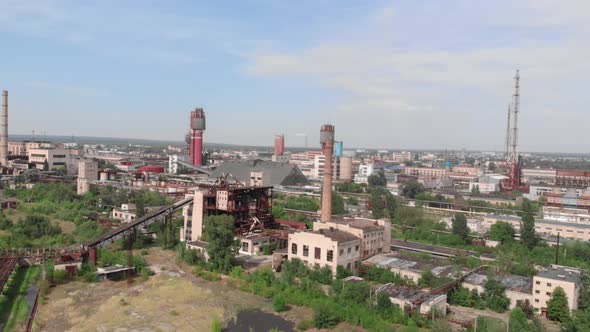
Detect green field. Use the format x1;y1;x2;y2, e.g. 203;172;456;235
0;266;41;332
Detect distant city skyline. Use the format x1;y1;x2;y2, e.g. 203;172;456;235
1;1;589;153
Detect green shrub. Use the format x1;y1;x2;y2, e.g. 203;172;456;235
140;249;149;256
296;320;312;331
313;303;340;329
53;269;70;284
211;317;222;332
273;294;287;312
83;272;98;282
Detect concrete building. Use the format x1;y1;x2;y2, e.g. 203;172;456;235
289;151;322;178
313;154;341;180
28;147;71;170
463;265;582;314
483;214;590;241
249;171;272;187
376;283;447;315
391;151;412;163
239;234;273;256
339;155;353;182
274;134;285;157
288;228;360;274
468;182;497;194
405;167;446;178
543;206;590;225
111;203;137;223
533;265;582;313
314;218;391;260
77;159;98;195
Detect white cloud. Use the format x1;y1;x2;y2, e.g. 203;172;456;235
244;1;590;151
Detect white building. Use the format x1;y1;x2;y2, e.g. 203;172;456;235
288;228;361;274
28;147;72;170
111;203;137;223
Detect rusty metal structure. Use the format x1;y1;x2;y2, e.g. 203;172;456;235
1;90;8;166
202;174;276;235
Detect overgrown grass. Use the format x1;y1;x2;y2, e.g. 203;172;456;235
0;266;41;331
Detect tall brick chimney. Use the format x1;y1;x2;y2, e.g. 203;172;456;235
320;124;335;223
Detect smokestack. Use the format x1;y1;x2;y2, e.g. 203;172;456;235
320;124;335;223
274;134;285;156
1;91;7;166
190;108;206;166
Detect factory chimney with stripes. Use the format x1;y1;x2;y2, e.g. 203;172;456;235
320;124;335;223
189;108;206;166
1;91;8;166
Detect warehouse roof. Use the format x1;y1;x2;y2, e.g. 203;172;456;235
210;159;310;187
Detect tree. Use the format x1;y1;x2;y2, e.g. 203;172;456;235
369;188;398;220
43;159;50;171
520;198;537;250
368;170;387;187
563;308;590;331
488;162;497;172
331;192;346;215
484;279;510;312
401;180;424;199
547;287;570;322
471;185;480;195
376;291;393;316
509;307;533;332
339;281;370;303
202;215;239;273
451;213;469;243
489;221;515;244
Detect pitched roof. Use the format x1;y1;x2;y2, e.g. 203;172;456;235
210;159;309;186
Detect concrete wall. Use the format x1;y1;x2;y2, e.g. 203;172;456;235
533;276;580;311
288;231;360;275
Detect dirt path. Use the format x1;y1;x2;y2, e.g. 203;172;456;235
35;248;328;332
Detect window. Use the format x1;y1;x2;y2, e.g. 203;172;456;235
535;290;540;294
547;292;552;296
535;299;539;303
327;250;333;262
303;245;309;257
347;247;351;254
347;263;351;270
315;247;321;259
339;249;344;256
547;283;552;287
291;243;298;255
536;281;540;285
355;245;359;252
242;242;249;252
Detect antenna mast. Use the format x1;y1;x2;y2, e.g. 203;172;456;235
509;69;520;164
505;104;512;163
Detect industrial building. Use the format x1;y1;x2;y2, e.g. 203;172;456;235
28;147;75;170
180;175;276;243
288;228;360;274
76;159;98;195
463;265;582;315
376;283;448;316
482;214;590;242
209;159;310;187
111;203;137;223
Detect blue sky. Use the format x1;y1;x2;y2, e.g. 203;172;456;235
0;1;589;152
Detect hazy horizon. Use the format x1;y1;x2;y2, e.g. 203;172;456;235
1;1;589;153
